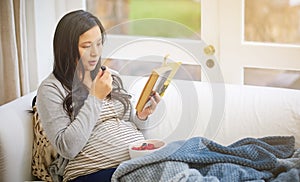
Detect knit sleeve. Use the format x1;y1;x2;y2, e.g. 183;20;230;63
129;102;151;130
36;75;104;159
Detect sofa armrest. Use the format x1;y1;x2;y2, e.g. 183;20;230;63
0;91;36;182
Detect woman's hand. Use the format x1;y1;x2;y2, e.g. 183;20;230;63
137;92;161;120
90;66;112;100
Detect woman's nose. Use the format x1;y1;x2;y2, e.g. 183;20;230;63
90;44;100;57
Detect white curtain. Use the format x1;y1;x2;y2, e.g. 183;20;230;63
0;0;30;105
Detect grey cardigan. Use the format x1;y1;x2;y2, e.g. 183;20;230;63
36;73;149;181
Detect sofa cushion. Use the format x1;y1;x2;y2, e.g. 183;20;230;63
31;105;57;181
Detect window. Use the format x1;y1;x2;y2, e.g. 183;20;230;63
86;0;203;81
242;0;300;90
86;0;201;38
244;0;300;45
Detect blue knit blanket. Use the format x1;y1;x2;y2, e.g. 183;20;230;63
111;136;295;182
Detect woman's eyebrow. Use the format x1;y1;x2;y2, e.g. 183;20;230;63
80;38;102;45
80;41;92;44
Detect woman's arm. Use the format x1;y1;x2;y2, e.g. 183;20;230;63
131;92;161;129
129;92;161;130
130;105;150;130
37;79;103;159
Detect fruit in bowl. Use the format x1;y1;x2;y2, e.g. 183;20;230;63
129;139;166;159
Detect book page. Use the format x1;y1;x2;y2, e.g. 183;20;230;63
154;70;172;96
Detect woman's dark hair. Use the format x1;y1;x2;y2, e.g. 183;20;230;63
53;10;130;118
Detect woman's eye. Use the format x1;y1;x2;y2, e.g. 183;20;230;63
97;42;102;47
82;45;91;49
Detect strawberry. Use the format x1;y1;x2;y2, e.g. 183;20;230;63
132;142;157;150
146;143;155;150
131;146;139;150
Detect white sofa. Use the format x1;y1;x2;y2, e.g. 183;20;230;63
0;91;36;182
1;77;300;182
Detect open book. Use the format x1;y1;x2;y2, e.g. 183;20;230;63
135;56;182;112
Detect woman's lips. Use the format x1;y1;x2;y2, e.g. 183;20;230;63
88;60;97;66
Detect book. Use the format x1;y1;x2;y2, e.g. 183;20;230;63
135;55;182;112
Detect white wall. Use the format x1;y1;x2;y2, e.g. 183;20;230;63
25;0;38;91
27;0;85;89
34;0;56;85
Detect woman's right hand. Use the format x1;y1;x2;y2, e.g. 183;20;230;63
90;67;113;100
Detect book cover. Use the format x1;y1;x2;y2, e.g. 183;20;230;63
135;56;181;112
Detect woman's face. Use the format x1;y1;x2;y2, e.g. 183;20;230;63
78;25;103;72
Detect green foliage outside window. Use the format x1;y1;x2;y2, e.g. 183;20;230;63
129;0;201;38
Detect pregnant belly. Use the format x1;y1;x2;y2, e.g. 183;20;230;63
79;119;145;165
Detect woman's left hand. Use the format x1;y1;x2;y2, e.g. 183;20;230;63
137;92;161;120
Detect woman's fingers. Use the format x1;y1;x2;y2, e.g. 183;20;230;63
152;92;161;103
145;96;158;114
136;92;162;120
149;96;157;110
91;66;113;99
